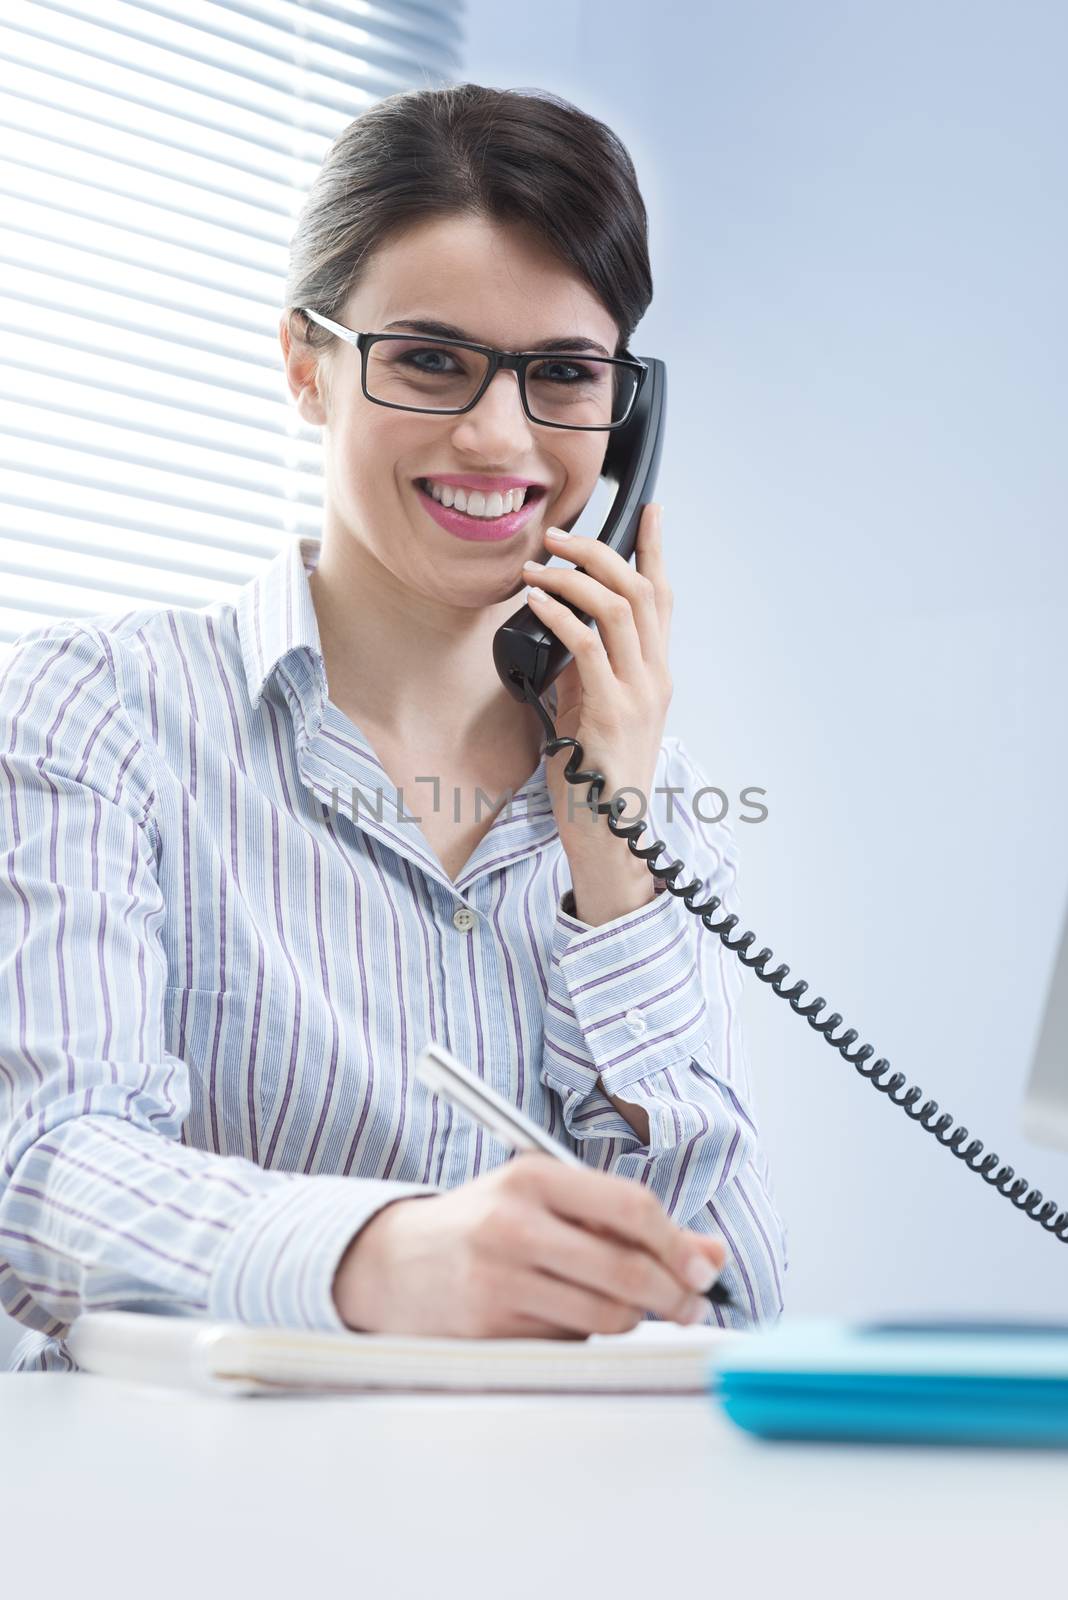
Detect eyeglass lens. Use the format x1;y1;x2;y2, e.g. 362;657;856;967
364;339;637;426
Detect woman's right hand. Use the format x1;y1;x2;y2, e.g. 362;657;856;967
332;1153;728;1338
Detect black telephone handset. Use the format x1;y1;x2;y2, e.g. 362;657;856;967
490;350;1067;1263
492;356;667;703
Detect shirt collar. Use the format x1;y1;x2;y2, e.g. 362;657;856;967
235;532;559;721
236;535;326;712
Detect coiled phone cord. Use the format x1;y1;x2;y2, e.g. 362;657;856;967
519;676;1068;1246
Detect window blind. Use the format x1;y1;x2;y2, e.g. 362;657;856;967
0;0;464;647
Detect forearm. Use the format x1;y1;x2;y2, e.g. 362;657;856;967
599;1080;651;1144
0;1104;433;1336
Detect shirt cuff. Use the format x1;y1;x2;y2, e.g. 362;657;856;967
208;1175;438;1333
542;880;711;1099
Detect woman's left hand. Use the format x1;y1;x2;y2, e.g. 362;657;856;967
521;503;673;900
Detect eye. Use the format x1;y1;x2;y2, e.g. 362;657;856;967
529;359;595;384
399;346;463;373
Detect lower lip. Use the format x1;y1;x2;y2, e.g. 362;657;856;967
415;481;543;542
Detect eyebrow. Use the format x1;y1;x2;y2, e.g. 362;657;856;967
382;318;613;358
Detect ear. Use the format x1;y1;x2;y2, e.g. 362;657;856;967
278;310;330;427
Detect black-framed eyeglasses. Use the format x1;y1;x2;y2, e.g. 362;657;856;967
296;308;647;431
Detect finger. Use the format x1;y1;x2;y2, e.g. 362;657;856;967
523;585;618;698
521;1205;706;1324
542;522;665;668
511;1266;645;1338
634;503;673;643
685;1233;729;1274
531;1161;724;1298
508;1315;589;1341
542;525;642;584
523;561;644;683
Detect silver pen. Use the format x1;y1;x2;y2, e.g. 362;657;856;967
413;1040;733;1308
415;1040;585;1167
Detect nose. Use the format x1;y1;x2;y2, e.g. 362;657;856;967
449;365;535;458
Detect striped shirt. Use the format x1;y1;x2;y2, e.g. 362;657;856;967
0;535;786;1372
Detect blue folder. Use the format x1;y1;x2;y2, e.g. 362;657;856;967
710;1318;1068;1447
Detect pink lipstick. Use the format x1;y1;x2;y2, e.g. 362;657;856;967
415;479;545;543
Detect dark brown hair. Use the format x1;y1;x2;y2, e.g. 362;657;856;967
283;83;652;383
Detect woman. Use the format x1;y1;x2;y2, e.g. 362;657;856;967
0;84;786;1371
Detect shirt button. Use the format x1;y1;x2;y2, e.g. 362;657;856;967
452;907;476;932
624;1008;647;1036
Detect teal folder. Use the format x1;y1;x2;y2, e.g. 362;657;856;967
711;1318;1068;1447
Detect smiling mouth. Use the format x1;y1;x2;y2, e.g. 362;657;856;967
415;479;546;518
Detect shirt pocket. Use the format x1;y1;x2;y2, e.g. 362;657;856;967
161;985;267;1156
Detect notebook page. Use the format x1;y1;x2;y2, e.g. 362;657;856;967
67;1311;744;1397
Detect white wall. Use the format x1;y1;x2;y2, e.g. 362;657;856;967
463;0;1068;1319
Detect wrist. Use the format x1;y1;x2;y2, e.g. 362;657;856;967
565;860;658;927
331;1197;413;1331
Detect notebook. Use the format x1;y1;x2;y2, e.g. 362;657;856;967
65;1309;742;1397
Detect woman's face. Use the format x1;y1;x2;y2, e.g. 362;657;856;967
288;212;619;609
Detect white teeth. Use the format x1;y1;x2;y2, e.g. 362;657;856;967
425;481;530;517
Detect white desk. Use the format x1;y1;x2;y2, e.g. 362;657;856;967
1;1374;1062;1599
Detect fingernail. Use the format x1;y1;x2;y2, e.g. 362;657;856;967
523;559;545;570
545;528;570;541
685;1256;719;1293
684;1297;707;1324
